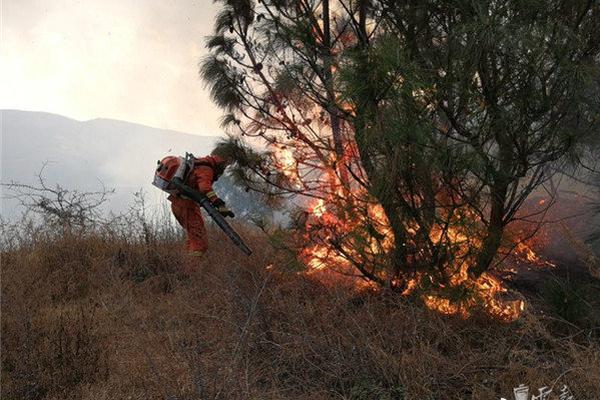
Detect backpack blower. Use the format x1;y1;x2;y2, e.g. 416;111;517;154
152;153;252;256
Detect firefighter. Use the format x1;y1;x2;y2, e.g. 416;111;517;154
169;150;234;257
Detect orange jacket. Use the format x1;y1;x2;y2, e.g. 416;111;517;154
187;155;225;194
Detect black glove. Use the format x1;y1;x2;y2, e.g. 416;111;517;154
216;205;235;218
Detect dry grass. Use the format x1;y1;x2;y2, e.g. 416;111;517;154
2;225;599;400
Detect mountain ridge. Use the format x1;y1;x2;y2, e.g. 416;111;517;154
2;109;219;139
1;109;221;217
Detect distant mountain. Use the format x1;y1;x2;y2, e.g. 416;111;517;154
1;110;220;218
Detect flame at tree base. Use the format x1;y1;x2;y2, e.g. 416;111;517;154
300;256;525;322
421;273;525;322
271;146;545;323
298;196;531;322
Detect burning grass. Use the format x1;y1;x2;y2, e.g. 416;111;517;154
243;133;570;324
2;222;600;399
296;188;560;322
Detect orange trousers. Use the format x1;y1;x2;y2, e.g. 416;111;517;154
170;196;208;254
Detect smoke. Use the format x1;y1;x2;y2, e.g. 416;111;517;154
0;0;222;135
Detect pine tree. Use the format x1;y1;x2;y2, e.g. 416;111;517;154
202;0;600;299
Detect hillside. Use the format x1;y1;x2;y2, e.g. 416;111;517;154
2;111;600;400
2;217;600;399
1;110;220;216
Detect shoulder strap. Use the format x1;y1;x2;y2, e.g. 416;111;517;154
193;158;223;181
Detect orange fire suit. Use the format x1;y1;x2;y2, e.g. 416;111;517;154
169;156;225;255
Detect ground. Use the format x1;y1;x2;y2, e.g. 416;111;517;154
1;225;599;400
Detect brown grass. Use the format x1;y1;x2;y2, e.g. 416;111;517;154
2;226;599;400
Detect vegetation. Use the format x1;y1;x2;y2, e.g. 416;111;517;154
201;0;600;298
2;214;599;399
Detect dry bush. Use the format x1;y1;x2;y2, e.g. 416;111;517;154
1;303;107;400
1;237;109;399
2;218;599;399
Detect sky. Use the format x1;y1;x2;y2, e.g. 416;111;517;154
1;0;224;136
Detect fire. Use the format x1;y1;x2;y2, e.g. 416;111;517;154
305;246;330;270
301;188;395;270
268;128;548;323
340;101;356;116
291;168;531;321
515;242;540;263
514;240;556;267
422;272;525;322
312;199;327;217
299;188;539;321
273;146;301;186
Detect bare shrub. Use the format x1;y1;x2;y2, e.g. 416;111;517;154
1;165;113;232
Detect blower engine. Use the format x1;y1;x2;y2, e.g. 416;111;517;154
152;155;193;195
151;153;252;256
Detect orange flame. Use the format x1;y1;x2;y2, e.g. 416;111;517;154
268;127;547;322
273;146;301;186
299;189;539;321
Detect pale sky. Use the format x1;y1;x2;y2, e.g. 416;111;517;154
1;0;224;136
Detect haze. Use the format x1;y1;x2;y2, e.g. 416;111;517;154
1;0;223;135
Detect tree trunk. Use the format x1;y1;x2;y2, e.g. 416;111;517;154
473;180;508;276
352;2;408;288
322;0;348;186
